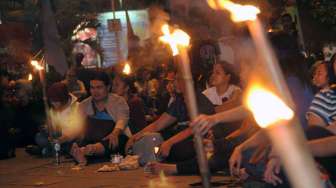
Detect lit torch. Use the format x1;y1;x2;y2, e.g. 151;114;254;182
207;1;321;188
159;24;211;188
31;58;52;140
28;73;33;81
122;62;131;75
31;60;44;71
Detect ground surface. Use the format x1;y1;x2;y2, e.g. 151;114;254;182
0;149;243;188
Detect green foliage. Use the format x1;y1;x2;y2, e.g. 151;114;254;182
302;0;336;27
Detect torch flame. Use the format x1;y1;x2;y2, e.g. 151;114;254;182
122;63;131;75
28;73;33;81
31;60;44;71
154;146;159;154
207;0;260;22
246;85;294;128
159;24;190;56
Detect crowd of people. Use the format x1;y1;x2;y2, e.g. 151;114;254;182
1;20;336;188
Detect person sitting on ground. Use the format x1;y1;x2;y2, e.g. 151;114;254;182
31;82;83;156
307;62;336;128
11;79;45;147
70;71;131;166
202;61;242;112
125;73;215;164
185;54;313;180
146;60;258;175
0;70;16;159
62;68;87;100
262;59;336;186
203;61;244;138
112;74;146;134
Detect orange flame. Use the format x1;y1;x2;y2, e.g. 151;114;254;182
246;84;294;128
31;60;44;71
159;24;190;56
207;0;260;22
28;73;33;81
154;146;159;154
122;62;131;75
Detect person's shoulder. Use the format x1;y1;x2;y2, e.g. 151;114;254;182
79;96;92;106
318;88;335;95
229;84;242;92
196;92;215;113
197;92;211;101
202;87;216;95
196;92;213;106
108;93;128;104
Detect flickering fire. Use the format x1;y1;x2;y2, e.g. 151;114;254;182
28;73;33;81
31;60;44;71
159;24;190;56
207;0;260;22
154;147;159;154
246;84;294;128
122;62;131;75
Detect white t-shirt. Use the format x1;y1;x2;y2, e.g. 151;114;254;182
202;85;241;105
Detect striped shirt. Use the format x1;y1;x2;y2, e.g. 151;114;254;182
307;88;336;126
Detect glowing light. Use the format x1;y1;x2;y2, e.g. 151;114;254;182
31;60;44;71
159;24;190;56
28;73;33;81
207;0;260;22
154;147;159;154
246;84;294;128
122;62;131;75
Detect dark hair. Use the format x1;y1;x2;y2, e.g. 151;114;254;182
47;82;70;104
281;13;293;22
117;74;137;95
215;61;240;86
90;71;110;86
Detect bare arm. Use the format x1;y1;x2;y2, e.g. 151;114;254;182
133;112;176;140
191;105;249;135
306;113;327;127
237;129;268;151
309;136;336;157
215;89;242;113
214;105;249;124
229;130;268;175
164;127;192;146
125;113;176;153
226;118;258;140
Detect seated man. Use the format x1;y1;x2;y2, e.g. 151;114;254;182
71;71;131;165
125;74;215;164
